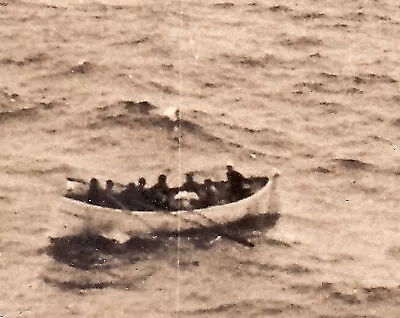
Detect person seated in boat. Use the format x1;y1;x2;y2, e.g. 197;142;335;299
150;174;169;193
87;178;101;205
118;182;142;210
106;179;114;192
103;179;118;208
180;172;201;194
226;164;248;202
198;178;220;208
138;177;147;193
149;174;170;209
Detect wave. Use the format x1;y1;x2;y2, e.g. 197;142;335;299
0;98;65;124
123;100;157;115
269;5;292;13
69;61;97;74
0;52;48;67
333;158;374;171
352;73;397;84
0;107;39;123
311;158;375;176
387;246;400;260
294;71;397;96
214;2;235;9
148;81;180;95
392;118;400;127
85;100;243;150
279;35;323;48
293;12;325;20
5;162;73;178
179;299;305;316
35;60;105;81
220;53;291;70
111;36;149;47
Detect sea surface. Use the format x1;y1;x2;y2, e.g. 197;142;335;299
0;0;399;317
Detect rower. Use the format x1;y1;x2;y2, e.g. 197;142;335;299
151;174;168;193
138;177;146;192
118;182;141;210
137;177;149;198
180;172;201;194
149;174;170;209
198;178;219;207
106;179;114;192
103;179;118;208
87;178;101;205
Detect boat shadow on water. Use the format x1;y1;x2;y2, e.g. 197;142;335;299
40;213;280;290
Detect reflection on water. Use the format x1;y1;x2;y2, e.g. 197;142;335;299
44;213;280;271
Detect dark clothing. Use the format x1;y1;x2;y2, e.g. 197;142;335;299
180;180;201;194
150;183;169;195
227;169;245;189
102;189;119;209
226;169;247;202
87;188;101;205
198;183;219;208
87;179;101;205
149;182;170;209
119;185;143;210
137;186;149;200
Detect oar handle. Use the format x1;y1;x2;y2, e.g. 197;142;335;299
67;177;87;184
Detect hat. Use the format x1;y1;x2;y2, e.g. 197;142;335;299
226;160;234;167
138;177;146;184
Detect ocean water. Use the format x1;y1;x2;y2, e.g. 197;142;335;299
0;0;399;317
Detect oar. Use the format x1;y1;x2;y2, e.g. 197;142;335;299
189;212;255;248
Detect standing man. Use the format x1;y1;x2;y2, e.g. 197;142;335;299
226;164;247;202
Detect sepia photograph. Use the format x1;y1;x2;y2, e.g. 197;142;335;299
0;0;399;317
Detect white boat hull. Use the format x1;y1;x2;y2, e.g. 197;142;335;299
60;172;280;235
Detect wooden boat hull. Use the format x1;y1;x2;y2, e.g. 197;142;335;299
61;172;280;235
